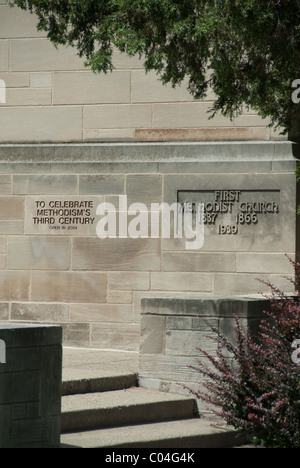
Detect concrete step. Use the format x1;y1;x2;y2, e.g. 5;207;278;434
61;418;247;448
62;347;139;396
62;373;138;396
61;387;197;433
60;349;248;448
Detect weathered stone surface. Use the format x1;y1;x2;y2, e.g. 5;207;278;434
11;303;69;322
0;304;9;320
236;253;295;274
72;238;161;271
213;273;270;296
7;236;71;270
13;175;78;195
126;174;163;207
0;141;293;162
0;142;296;351
162;252;236;272
31;271;107;303
140;316;166;354
53;71;131;105
10;39;84;71
151;272;212;292
61;322;90;348
6;88;51;106
30;73;52;88
131;70;193;103
139;297;268;411
79;174;125;195
0;7;46;39
0;41;9;71
0;72;30;88
84;105;152;129
107;290;133;304
165;329;217;356
0;237;6;254
0;175;11;194
0;220;23;235
0;197;24;220
108;271;150;291
70;303;133;323
0;107;83;142
83;128;135;142
141;297;269;318
0;272;30;301
153;103;234;128
91;322;140;351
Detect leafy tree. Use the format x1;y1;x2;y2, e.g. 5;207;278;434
11;0;300;135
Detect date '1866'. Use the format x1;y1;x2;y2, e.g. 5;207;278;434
181;190;280;236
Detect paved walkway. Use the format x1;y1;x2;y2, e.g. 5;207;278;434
62;346;139;384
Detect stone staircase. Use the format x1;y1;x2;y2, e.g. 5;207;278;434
60;370;247;448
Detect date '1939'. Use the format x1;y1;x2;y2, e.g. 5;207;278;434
218;225;238;235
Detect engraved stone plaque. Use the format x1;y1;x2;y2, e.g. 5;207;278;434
178;189;281;237
25;196;104;236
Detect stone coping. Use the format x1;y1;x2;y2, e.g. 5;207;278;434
141;296;271;318
0;141;298;162
0;322;62;346
0;322;61;329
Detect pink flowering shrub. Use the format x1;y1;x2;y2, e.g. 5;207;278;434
190;256;300;448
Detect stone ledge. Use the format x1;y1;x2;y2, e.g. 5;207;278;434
141;297;270;318
0;141;297;162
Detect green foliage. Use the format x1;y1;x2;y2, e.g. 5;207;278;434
11;0;300;134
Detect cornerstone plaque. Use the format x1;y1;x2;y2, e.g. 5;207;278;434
178;189;281;236
25;196;103;236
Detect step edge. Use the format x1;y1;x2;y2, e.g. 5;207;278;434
60;422;249;449
61;400;196;433
62;374;138;396
61;388;196;412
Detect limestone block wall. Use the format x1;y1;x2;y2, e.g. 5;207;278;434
0;142;297;351
139;297;269;413
0;1;284;143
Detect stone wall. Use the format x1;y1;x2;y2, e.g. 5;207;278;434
139;297;269;415
0;1;285;143
0;142;297;351
0;322;62;448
